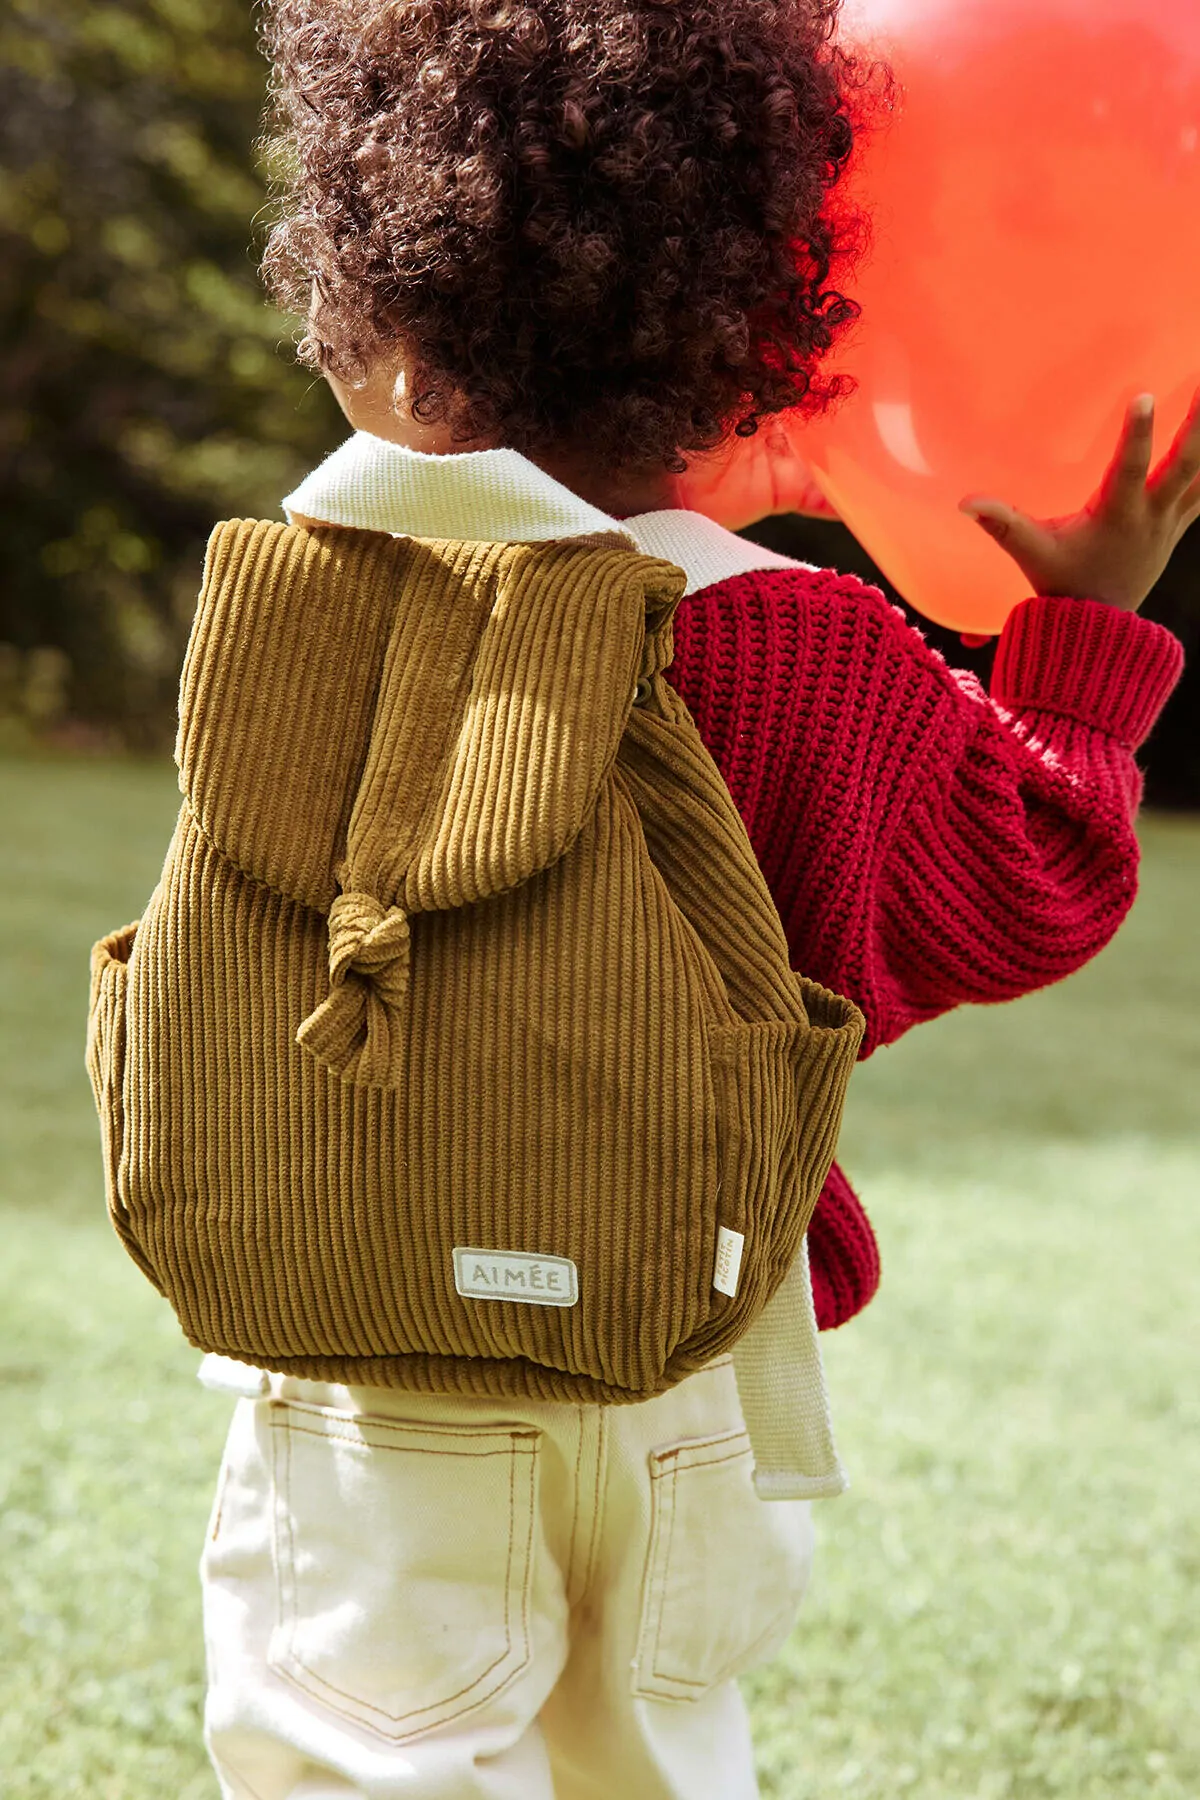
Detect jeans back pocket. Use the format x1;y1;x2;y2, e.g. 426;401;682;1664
268;1401;541;1741
633;1428;813;1701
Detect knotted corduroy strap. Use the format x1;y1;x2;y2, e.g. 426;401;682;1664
296;892;412;1086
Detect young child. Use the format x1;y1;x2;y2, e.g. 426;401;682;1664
173;0;1190;1794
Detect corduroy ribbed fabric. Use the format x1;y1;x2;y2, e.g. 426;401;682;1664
86;518;864;1405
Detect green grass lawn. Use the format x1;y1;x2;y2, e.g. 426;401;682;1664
2;756;1198;1800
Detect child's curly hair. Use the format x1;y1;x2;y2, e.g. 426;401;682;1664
262;0;887;475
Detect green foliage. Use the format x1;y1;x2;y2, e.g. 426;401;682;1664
1;756;1198;1795
0;0;341;746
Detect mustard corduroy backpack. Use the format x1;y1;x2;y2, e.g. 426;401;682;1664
87;519;864;1477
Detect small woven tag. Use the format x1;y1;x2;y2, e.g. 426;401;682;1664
713;1226;745;1297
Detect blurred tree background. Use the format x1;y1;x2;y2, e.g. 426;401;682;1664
1;0;1196;796
0;0;341;750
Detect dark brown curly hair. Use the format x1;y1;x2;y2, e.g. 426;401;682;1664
261;0;888;475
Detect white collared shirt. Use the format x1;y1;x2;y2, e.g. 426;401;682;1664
282;431;809;595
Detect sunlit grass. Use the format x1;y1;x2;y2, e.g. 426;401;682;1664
2;757;1197;1798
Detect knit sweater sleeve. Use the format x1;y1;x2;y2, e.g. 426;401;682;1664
668;570;1184;1057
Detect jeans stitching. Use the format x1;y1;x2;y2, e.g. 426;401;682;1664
564;1408;586;1602
637;1434;762;1699
268;1412;538;1735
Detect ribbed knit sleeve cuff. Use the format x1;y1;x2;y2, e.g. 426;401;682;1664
991;595;1184;749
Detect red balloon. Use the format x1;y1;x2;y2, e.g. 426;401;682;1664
680;0;1200;634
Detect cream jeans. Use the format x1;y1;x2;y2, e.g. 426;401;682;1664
200;1356;814;1800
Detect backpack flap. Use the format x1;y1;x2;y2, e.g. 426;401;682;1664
177;519;687;1087
177;519;475;915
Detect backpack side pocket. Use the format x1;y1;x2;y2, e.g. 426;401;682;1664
667;993;861;1376
86;923;162;1292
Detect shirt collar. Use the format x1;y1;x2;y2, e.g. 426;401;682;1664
282;432;808;599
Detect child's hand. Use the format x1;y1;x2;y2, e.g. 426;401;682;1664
958;389;1200;614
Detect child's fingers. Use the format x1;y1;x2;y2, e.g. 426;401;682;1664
1148;385;1200;508
958;497;1013;536
1097;394;1156;509
959;497;1062;587
959;498;1040;550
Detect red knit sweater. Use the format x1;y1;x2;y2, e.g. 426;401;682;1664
667;571;1184;1330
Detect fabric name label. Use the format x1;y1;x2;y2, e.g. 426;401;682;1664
453;1247;579;1307
713;1226;745;1298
